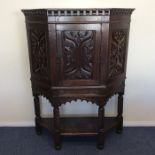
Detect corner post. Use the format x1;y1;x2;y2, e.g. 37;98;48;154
33;94;42;135
53;104;61;150
116;92;124;133
97;99;106;149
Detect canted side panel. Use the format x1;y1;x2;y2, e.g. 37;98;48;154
107;18;131;81
26;24;50;81
62;30;95;80
30;29;48;75
108;29;128;78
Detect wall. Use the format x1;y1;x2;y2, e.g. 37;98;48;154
0;0;155;126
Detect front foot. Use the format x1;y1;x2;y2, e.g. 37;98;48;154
35;118;42;135
116;118;123;134
35;124;42;135
55;144;61;150
97;143;104;150
116;128;123;134
53;132;61;150
97;132;104;150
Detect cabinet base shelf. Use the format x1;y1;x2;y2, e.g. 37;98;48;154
38;117;120;136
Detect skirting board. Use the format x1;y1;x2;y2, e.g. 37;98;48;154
0;121;35;127
0;121;155;127
124;121;155;127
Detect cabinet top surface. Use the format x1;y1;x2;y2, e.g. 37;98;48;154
22;8;134;16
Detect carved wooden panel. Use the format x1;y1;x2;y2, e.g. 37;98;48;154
62;30;95;80
108;30;127;77
29;29;48;76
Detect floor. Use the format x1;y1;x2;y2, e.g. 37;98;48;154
0;127;155;155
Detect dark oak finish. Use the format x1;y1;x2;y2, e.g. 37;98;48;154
22;8;134;150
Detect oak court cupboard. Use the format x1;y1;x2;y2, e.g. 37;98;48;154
22;8;134;150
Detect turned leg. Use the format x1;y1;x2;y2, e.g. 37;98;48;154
97;105;105;149
33;94;42;135
53;106;61;150
116;93;124;134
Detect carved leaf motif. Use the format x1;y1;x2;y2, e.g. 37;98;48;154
30;29;48;76
109;30;127;77
63;30;94;79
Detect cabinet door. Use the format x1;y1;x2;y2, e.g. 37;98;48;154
56;24;101;86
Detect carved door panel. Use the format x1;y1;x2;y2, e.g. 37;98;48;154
56;24;101;86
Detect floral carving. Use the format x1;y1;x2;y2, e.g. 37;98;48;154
108;30;127;77
62;30;95;79
30;29;48;76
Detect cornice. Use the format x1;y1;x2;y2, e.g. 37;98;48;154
22;8;134;16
